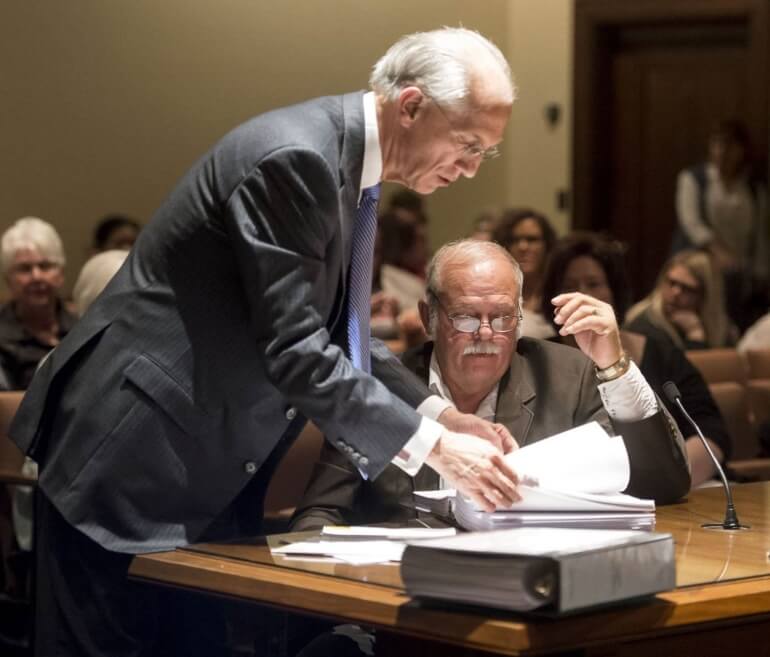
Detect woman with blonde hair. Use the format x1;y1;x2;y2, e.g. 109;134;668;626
625;249;736;350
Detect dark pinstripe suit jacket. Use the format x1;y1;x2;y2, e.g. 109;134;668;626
290;339;691;531
10;92;431;553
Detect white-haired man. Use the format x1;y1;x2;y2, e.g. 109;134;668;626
292;240;691;531
0;217;75;390
12;29;522;656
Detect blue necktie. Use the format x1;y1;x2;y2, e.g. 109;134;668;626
347;184;381;373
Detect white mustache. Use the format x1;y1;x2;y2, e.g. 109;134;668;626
462;343;502;356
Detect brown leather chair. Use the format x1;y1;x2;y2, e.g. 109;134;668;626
0;392;26;486
685;348;748;385
744;348;770;379
685;350;770;481
263;421;323;527
0;391;33;652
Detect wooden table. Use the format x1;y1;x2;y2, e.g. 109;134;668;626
130;482;770;656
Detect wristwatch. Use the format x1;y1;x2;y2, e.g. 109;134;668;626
595;351;631;383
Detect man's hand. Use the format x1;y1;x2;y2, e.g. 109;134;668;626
437;406;518;453
551;292;622;369
425;430;522;511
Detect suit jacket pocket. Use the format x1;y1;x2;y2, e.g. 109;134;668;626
124;354;211;437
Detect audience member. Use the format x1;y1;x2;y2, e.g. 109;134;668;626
626;249;737;350
0;217;75;390
386;188;428;226
377;210;430;347
672;119;769;330
738;310;770;352
91;213;141;252
468;208;499;241
72;249;129;316
492;207;557;339
291;239;690;531
541;232;731;487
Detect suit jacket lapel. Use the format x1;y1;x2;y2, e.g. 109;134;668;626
494;349;536;446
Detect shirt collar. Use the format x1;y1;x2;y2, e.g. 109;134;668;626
360;91;382;195
427;348;500;423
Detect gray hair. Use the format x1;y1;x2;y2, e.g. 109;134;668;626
425;239;524;338
1;216;66;275
370;27;515;113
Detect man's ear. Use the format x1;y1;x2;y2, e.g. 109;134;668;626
398;86;425;127
418;299;432;336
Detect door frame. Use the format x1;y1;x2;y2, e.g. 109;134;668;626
572;0;770;232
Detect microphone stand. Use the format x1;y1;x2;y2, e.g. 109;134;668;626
672;396;749;531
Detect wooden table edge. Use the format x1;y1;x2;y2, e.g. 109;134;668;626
129;549;770;656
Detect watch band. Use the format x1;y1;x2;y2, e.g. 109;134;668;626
595;351;631;383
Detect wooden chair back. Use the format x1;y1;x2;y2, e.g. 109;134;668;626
686;348;748;385
0;392;25;481
264;421;323;520
744;349;770;379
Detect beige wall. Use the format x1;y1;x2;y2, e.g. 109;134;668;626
1;0;572;295
506;0;573;235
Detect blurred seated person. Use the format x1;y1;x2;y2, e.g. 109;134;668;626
672;119;768;331
291;240;689;531
378;210;430;348
91;213;142;253
626;249;737;350
0;217;75;390
738;309;770;352
386;188;428;226
492;207;557;339
72;249;129;317
468;208;499;241
541;232;731;487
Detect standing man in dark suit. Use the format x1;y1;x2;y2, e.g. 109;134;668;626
291;240;691;532
11;27;520;656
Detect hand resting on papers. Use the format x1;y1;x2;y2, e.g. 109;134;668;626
425;429;522;512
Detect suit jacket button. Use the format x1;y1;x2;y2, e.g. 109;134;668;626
244;461;258;475
359;456;369;467
285;407;297;421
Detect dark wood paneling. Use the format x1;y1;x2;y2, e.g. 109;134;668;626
574;0;770;299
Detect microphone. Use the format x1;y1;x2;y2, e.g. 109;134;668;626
663;381;749;531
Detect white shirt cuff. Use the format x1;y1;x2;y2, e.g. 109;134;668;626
391;416;443;476
416;394;453;421
598;361;659;422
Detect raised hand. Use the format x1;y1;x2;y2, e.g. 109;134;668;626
551;292;623;369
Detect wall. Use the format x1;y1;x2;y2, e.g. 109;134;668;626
506;0;573;235
0;0;572;295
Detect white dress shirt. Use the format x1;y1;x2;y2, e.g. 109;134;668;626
360;92;448;475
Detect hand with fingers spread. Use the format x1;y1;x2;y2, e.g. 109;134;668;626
438;406;518;453
425;430;522;511
551;292;623;369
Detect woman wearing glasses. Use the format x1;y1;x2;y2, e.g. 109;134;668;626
492;208;557;339
625;249;737;351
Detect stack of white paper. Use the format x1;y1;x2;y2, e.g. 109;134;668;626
454;423;656;532
270;526;457;565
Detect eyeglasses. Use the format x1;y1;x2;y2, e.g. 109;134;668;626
431;98;501;162
509;235;544;246
664;275;701;297
435;297;520;333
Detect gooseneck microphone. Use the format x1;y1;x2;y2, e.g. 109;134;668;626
663;381;749;531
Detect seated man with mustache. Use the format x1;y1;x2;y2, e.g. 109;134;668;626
291;240;691;531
